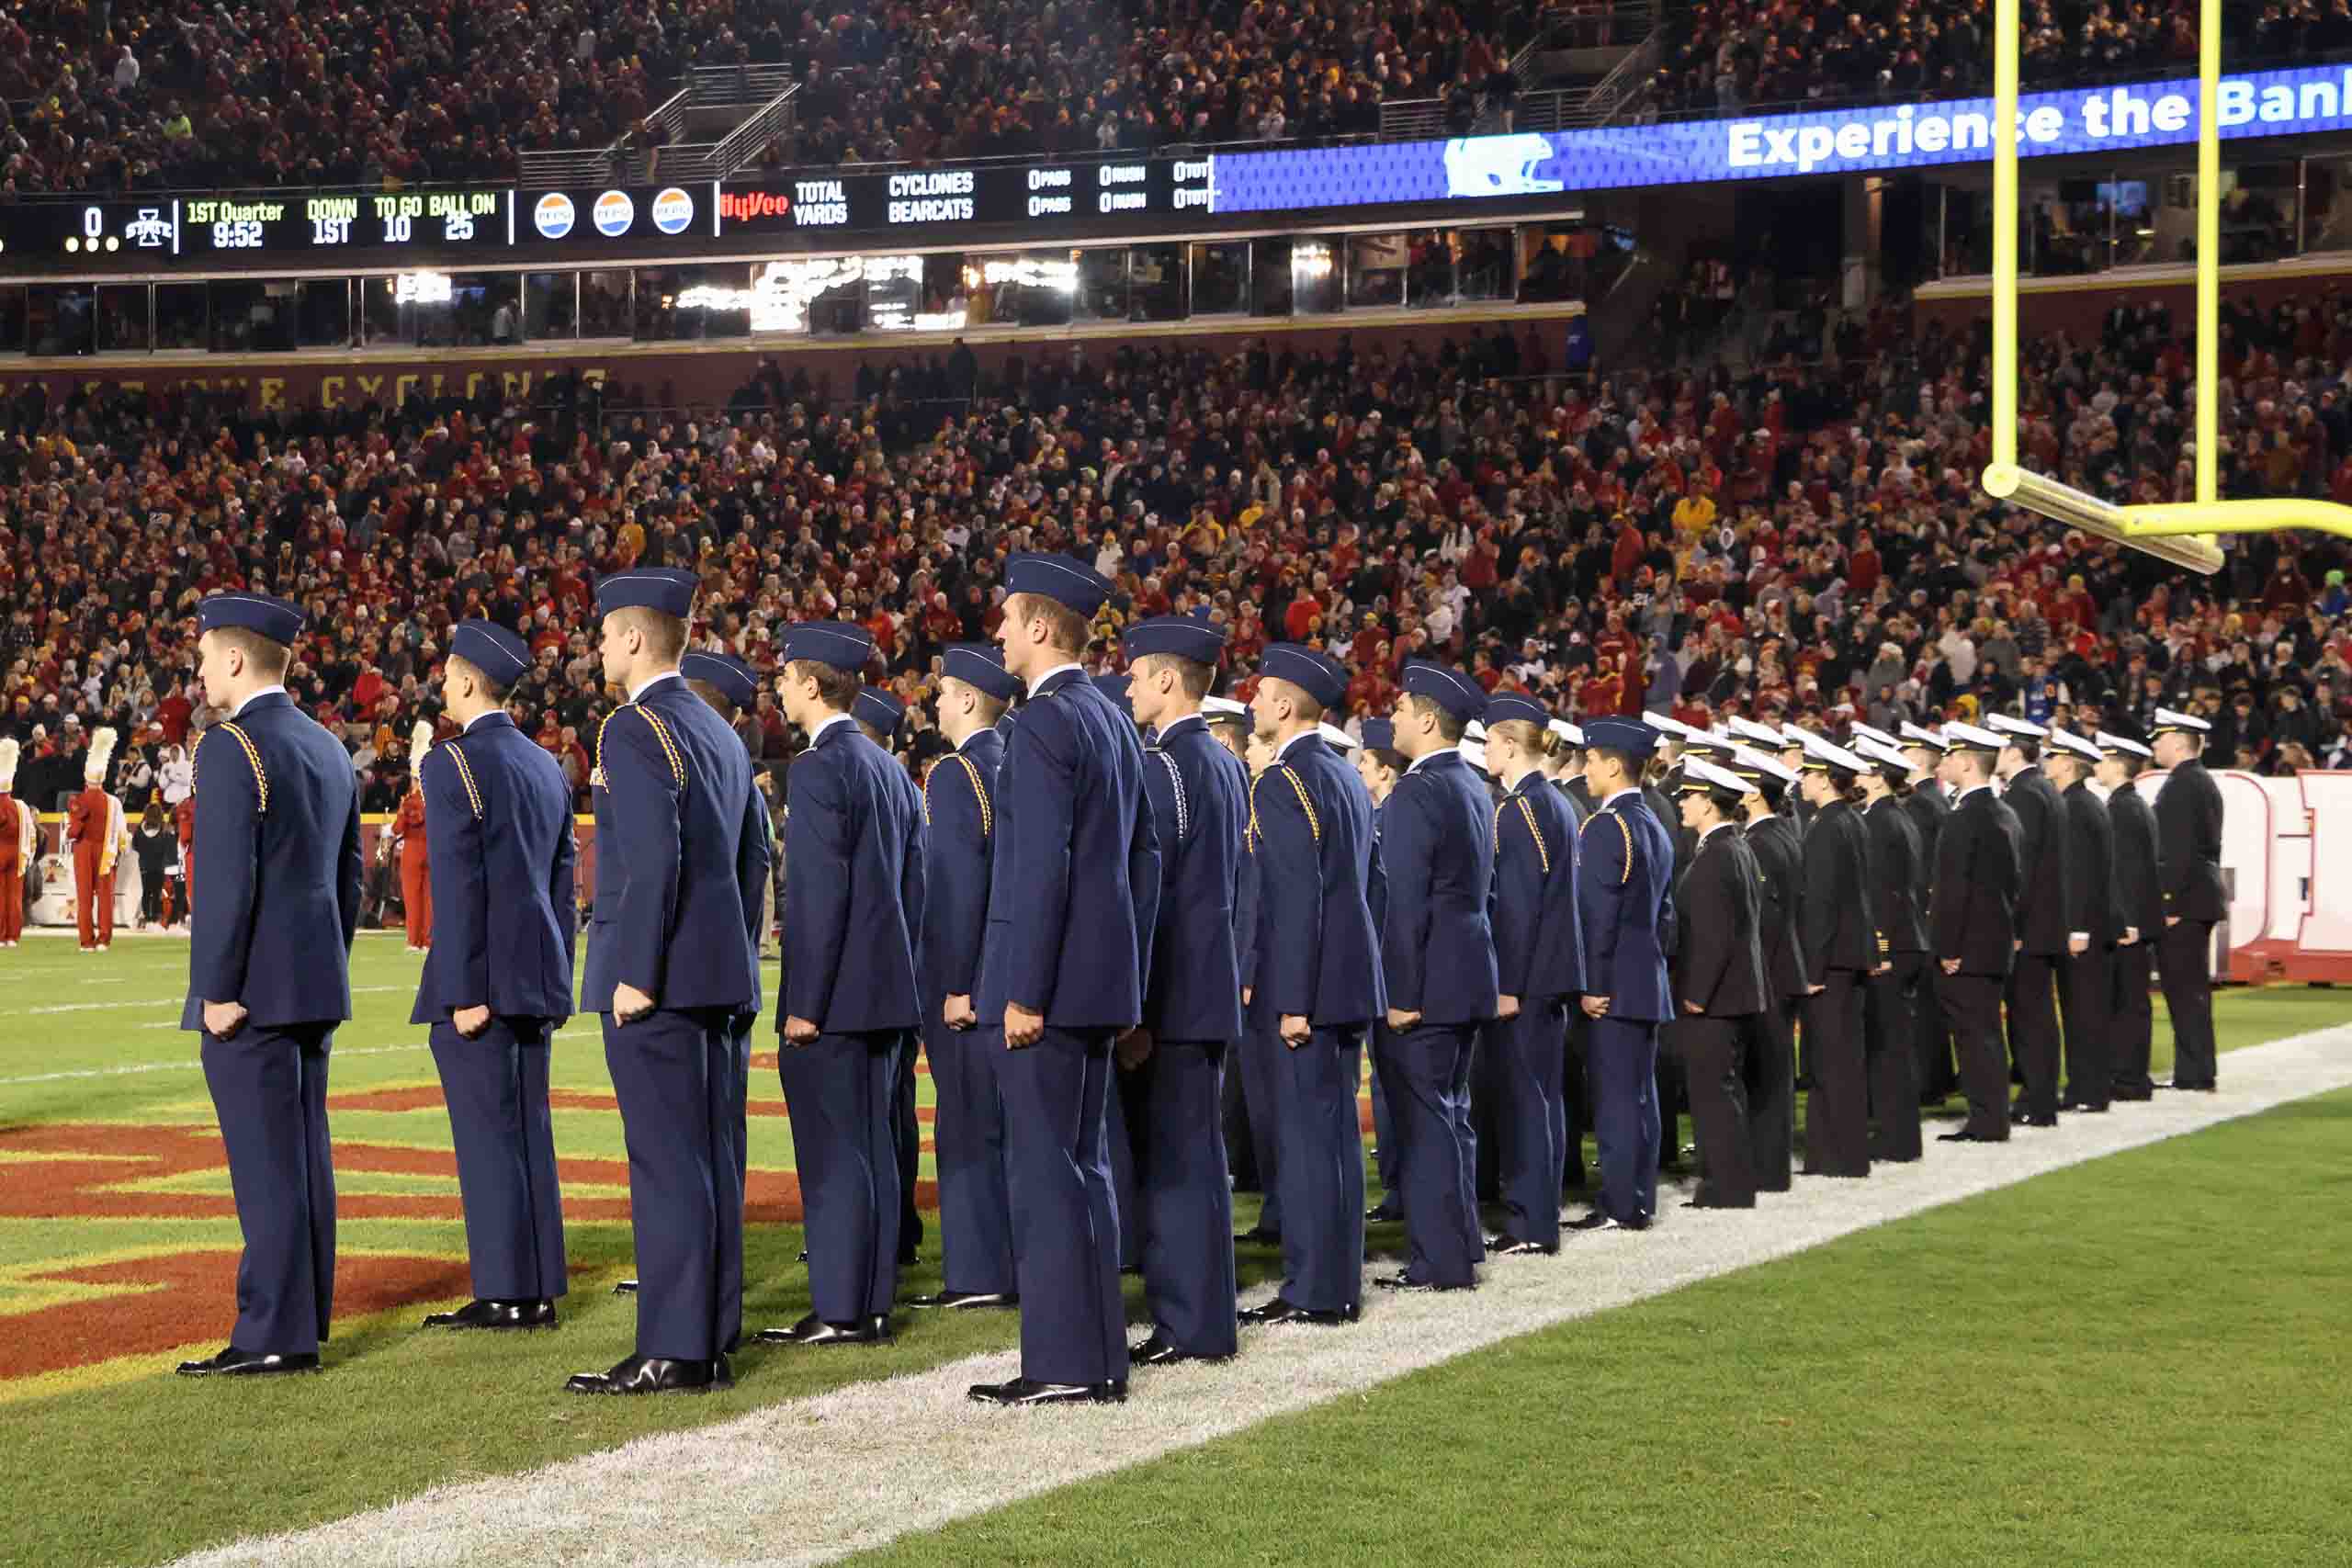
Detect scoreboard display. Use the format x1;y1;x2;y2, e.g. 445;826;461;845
6;189;513;261
713;159;1215;236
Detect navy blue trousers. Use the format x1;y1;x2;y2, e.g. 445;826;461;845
1452;1033;1486;1260
1587;1014;1660;1224
922;1016;1015;1296
1237;993;1283;1235
1275;1025;1367;1312
720;1011;752;1352
1133;1040;1238;1356
430;1016;567;1302
777;1029;900;1324
993;1026;1127;1387
892;1028;922;1259
202;1021;336;1355
1367;1024;1401;1200
1108;1055;1143;1270
1376;1021;1479;1288
1487;1000;1569;1248
605;1007;737;1361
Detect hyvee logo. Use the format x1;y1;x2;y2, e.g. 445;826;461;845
650;186;695;234
533;192;576;239
719;190;792;222
593;190;636;237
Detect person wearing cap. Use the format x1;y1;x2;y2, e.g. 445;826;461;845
1209;692;1281;1243
1731;749;1804;1191
63;726;124;952
1666;757;1767;1208
1793;735;1879;1179
394;722;434;953
2150;708;2225;1091
1367;660;1498;1291
908;645;1020;1313
1573;717;1676;1231
757;625;922;1354
1542;719;1593;826
972;555;1161;1406
1853;740;1928;1163
1776;726;1816;832
1353;716;1408;1224
1118;615;1250;1365
855;683;932;1271
1929;724;2025;1144
177;592;364;1380
1238;642;1382;1325
2044;730;2120;1114
411;619;579;1334
1898;724;1957;1103
1481;692;1584;1252
0;738;28;947
2097;732;2162;1100
1988;714;2071;1127
567;570;765;1396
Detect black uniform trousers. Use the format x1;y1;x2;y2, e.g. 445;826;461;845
777;1030;900;1325
1801;972;1870;1178
2059;947;2115;1111
2157;920;2220;1089
605;1006;739;1361
1936;971;2013;1141
202;1021;337;1355
992;1026;1127;1387
923;1018;1017;1297
2109;942;2156;1100
1375;1021;1477;1286
1486;1001;1570;1248
1916;968;1958;1102
1131;1040;1238;1357
1864;955;1925;1162
893;1030;922;1262
1653;1045;1687;1171
2006;953;2064;1118
429;1015;568;1303
1668;1013;1757;1207
1747;999;1797;1192
1273;1025;1368;1312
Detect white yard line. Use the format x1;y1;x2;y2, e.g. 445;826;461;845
22;986;410;1016
0;1028;598;1087
164;1024;2352;1568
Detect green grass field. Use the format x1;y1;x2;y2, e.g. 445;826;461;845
0;931;2345;1568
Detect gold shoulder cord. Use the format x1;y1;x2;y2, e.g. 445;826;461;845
209;723;269;816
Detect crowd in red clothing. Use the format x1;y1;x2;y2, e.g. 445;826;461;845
4;290;2351;823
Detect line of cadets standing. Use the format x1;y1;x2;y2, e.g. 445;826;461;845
166;563;2230;1395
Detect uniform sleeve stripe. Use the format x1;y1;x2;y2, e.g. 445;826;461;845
591;709;616;791
953;753;991;837
1276;763;1319;842
209;723;269;816
1614;813;1631;884
1514;795;1552;874
1154;750;1189;846
443;744;484;821
634;706;688;790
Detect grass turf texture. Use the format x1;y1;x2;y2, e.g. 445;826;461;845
0;933;2342;1568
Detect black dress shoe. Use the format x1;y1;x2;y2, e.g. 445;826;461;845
1937;1129;1992;1143
1234;1226;1283;1246
1374;1271;1475;1292
1130;1332;1234;1367
1682;1191;1756;1210
905;1290;1018;1310
1238;1297;1359;1326
967;1376;1127;1406
797;1249;810;1262
1566;1210;1631;1233
2023;1113;2059;1128
176;1346;320;1378
423;1297;558;1330
754;1313;891;1347
2159;1079;2217;1092
1365;1202;1405;1223
613;1279;639;1296
1488;1236;1559;1256
564;1354;731;1394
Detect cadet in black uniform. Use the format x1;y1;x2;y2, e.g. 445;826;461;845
1899;723;1956;1102
1666;758;1768;1209
2096;732;2162;1101
2150;708;2225;1090
2047;730;2120;1113
1988;714;2070;1127
1730;747;1804;1193
1931;724;2026;1144
1793;734;1878;1179
1853;739;1927;1163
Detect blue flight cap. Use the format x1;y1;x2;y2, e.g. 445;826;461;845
1402;660;1486;724
1260;643;1348;711
780;620;876;672
1360;716;1396;751
943;643;1022;704
1005;552;1114;618
1583;716;1662;758
680;650;760;710
197;592;305;646
1122;615;1227;666
855;686;906;734
1484;692;1550;728
451;619;532;687
1095;672;1132;709
594;568;698;620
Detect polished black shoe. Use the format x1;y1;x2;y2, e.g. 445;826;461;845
1234;1226;1283;1246
2023;1113;2059;1128
1681;1190;1755;1211
612;1279;639;1296
564;1354;732;1394
2060;1101;2111;1114
1238;1296;1359;1326
1488;1236;1559;1256
905;1290;1018;1310
1937;1129;1990;1143
424;1297;558;1330
1566;1210;1629;1233
176;1346;320;1378
2159;1079;2218;1092
754;1313;891;1347
967;1376;1127;1406
1130;1332;1234;1367
1365;1201;1405;1223
1374;1271;1474;1292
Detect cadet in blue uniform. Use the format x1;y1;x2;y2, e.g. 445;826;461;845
1212;696;1282;1236
1541;718;1594;1198
1353;718;1407;1223
758;625;922;1348
1119;615;1250;1365
1371;661;1498;1292
1666;757;1768;1208
414;620;577;1332
1479;693;1584;1253
567;569;765;1396
854;683;930;1269
177;592;363;1378
2097;732;2162;1101
1238;644;1384;1325
1572;717;1674;1232
971;556;1161;1407
909;645;1020;1311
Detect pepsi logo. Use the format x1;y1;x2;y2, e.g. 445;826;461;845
593;189;636;237
650;186;695;235
533;192;576;239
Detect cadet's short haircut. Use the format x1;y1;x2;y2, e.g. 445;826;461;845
2006;736;2041;764
1364;746;1408;775
1950;749;1996;783
210;625;292;679
1587;744;1639;780
1264;676;1326;727
2112;752;2146;779
1487;717;1545;756
685;678;736;723
1135;651;1216;700
451;652;513;701
941;675;1008;726
1403;691;1464;742
1005;592;1090;657
786;658;862;715
616;605;688;662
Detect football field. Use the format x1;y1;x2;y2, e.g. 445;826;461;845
2;932;2347;1568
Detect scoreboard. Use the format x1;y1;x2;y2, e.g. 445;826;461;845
6;189;513;261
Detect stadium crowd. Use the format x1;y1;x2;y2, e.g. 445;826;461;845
4;291;2351;829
